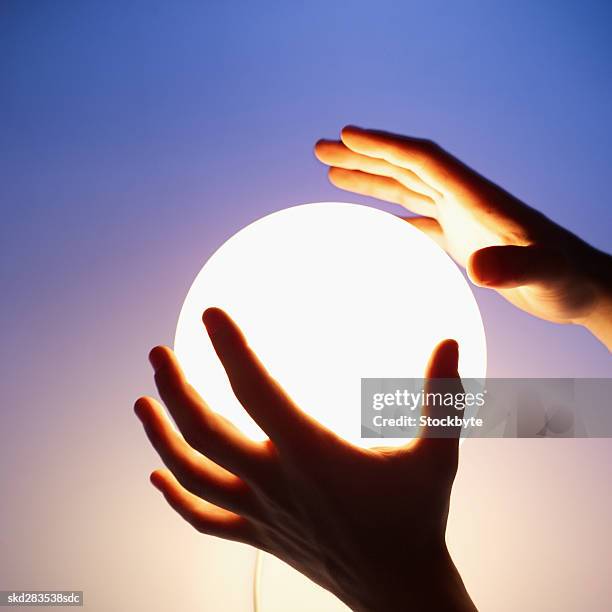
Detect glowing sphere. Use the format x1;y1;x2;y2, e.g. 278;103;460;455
175;202;486;448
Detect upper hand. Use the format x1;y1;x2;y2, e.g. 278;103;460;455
315;126;612;346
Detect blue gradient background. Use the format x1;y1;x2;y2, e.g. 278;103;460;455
1;2;610;610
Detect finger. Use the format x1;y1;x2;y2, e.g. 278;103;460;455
340;125;471;194
418;339;464;460
202;307;330;450
402;216;446;251
467;245;564;289
328;167;437;218
150;469;260;546
315;139;440;201
135;396;260;518
149;346;269;482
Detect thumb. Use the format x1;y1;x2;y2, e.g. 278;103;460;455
468;245;563;289
396;340;463;461
425;338;460;379
418;339;464;442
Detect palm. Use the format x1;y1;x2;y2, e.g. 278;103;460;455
254;440;454;600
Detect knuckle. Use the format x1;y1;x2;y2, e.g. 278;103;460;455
176;473;202;498
183;430;204;451
134;396;153;414
154;370;179;395
413;138;439;154
193;519;210;534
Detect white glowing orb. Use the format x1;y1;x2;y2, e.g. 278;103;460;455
175;202;486;448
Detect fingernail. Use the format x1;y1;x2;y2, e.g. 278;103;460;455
342;124;363;136
449;339;460;371
472;250;503;286
202;307;224;335
150;471;163;488
133;398;144;419
148;346;166;372
481;260;501;285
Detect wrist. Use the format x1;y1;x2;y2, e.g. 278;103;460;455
574;247;612;351
346;545;476;612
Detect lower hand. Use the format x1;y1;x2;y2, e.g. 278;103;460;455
135;308;476;612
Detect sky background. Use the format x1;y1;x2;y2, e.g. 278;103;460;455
1;1;611;610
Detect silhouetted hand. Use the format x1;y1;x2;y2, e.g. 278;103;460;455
135;308;476;612
315;126;612;349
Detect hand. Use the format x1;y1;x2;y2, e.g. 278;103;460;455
135;308;476;612
315;126;612;349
